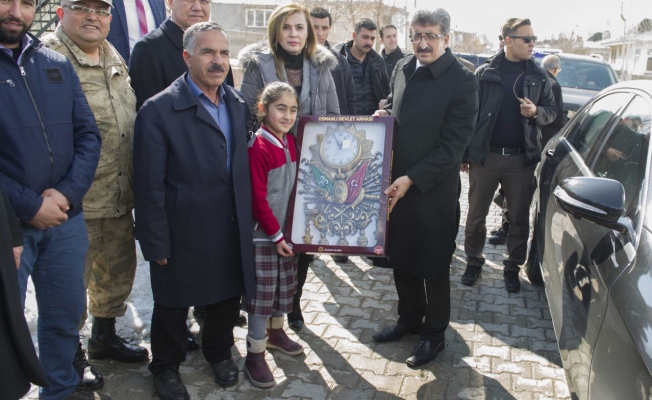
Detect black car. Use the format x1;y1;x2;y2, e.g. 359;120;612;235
526;80;652;399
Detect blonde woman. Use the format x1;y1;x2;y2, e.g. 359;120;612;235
239;2;340;124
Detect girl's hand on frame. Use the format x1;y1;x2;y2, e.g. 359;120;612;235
276;240;294;257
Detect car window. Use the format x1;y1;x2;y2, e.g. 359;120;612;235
592;95;651;226
557;59;617;91
566;92;633;162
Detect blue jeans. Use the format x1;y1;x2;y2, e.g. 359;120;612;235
17;213;88;400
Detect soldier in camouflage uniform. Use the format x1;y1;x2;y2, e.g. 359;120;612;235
42;0;149;391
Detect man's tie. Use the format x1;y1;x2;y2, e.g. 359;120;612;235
135;0;148;37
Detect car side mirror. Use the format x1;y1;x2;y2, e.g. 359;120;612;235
553;177;633;237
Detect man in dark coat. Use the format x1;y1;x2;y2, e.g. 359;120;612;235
333;18;390;116
541;54;566;145
371;9;479;368
310;7;356;115
133;22;255;399
0;188;48;399
129;0;234;110
380;24;412;78
106;0;166;65
461;18;556;294
129;0;243;347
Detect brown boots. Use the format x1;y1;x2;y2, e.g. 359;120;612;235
244;336;275;388
266;316;303;355
244;317;304;388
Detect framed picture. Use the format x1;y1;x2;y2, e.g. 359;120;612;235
285;115;395;256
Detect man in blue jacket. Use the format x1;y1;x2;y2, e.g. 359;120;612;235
0;0;102;398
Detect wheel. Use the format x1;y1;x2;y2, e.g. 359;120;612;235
525;219;544;285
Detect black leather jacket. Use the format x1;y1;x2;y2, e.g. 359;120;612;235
466;51;557;165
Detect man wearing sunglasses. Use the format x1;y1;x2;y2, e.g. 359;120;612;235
42;0;150;393
462;18;556;293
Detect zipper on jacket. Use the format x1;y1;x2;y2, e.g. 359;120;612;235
20;65;55;186
1;79;15;87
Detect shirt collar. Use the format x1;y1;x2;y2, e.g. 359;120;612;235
415;58;425;71
0;34;34;63
186;74;226;103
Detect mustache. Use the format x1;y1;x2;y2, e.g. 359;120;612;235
417;47;433;53
0;15;27;28
207;63;226;72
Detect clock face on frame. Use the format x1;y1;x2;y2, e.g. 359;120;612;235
289;120;389;251
320;129;362;170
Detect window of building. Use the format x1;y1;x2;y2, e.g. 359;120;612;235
246;9;272;28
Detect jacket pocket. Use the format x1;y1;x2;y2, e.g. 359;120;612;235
171;189;191;234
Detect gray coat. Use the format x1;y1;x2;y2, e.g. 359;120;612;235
238;43;340;119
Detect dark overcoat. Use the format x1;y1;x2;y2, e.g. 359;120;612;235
0;189;48;399
378;49;479;280
129;18;235;110
133;74;256;307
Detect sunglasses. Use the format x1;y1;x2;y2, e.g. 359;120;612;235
508;35;537;44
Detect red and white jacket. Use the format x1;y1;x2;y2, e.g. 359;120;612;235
249;126;297;244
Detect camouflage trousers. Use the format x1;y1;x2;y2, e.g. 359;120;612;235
79;212;137;329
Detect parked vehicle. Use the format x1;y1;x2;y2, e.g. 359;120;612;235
535;53;619;119
453;52;492;70
526;80;652;399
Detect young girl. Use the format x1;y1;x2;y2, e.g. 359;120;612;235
243;82;303;388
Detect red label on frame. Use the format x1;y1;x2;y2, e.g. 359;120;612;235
374;246;384;255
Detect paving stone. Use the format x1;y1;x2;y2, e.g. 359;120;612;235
22;173;571;400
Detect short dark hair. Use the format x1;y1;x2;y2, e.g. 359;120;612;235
355;18;377;34
379;24;397;39
310;7;332;26
501;18;531;41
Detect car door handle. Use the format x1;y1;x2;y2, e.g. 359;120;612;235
545;149;555;158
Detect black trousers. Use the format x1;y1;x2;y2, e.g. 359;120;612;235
394;267;450;341
149;296;240;376
288;254;311;322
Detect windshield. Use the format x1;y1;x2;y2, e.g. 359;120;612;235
556;59;617;91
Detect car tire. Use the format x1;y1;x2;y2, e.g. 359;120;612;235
526;220;544;285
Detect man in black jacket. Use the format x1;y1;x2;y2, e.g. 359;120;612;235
380;24;411;78
333;18;390;116
461;18;556;293
310;7;356;115
541;54;566;145
129;0;234;110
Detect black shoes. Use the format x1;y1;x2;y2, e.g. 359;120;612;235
373;323;419;343
461;265;482;286
236;312;247;327
212;357;239;387
73;341;104;390
288;319;304;332
406;340;445;368
488;223;509;245
504;271;522;293
87;317;149;362
187;328;200;351
64;383;111;400
332;255;349;263
153;368;190;400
